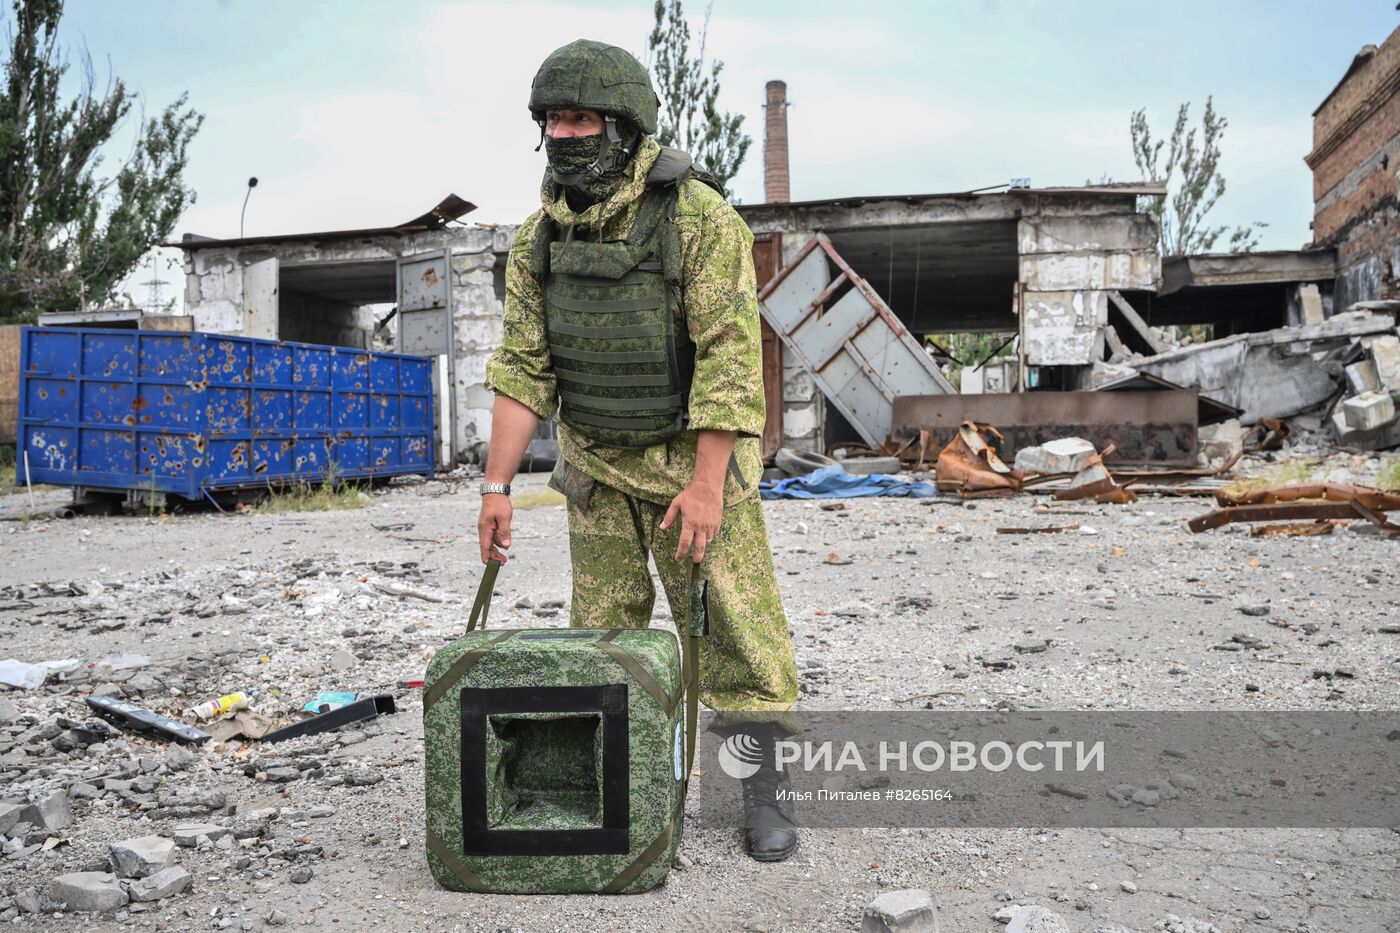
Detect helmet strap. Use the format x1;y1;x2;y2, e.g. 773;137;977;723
550;115;632;188
533;120;546;152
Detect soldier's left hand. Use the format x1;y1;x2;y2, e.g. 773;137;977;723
661;480;723;564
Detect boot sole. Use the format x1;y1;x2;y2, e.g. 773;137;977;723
745;839;798;862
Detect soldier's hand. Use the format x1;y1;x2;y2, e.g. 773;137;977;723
661;480;723;564
478;495;514;565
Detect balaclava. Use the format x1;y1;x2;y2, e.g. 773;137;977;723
544;118;642;212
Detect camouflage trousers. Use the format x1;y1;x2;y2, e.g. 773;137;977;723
563;479;798;714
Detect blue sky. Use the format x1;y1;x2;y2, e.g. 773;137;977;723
37;0;1400;306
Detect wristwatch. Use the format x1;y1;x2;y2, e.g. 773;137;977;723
479;482;511;496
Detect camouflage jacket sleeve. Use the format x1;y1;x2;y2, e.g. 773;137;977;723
675;182;766;438
484;211;558;420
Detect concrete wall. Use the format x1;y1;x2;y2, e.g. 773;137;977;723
181;225;514;460
278;289;372;349
1017;214;1159;367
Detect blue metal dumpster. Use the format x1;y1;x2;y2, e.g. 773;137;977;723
15;327;434;499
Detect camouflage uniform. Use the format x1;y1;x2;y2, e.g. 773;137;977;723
486;136;797;714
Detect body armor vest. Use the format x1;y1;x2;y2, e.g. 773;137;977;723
532;149;723;449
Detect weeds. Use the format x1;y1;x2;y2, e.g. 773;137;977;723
258;460;369;514
1379;458;1400;491
1224;458;1318;497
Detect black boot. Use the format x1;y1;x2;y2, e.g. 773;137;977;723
738;728;799;862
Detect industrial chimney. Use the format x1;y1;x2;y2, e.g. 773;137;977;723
763;80;790;203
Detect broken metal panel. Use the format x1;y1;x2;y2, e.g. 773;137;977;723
891;389;1199;465
241;257;279;341
1022;290;1107;366
757;234;954;449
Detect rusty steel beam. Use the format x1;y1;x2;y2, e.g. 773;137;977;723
1187;502;1371;533
892;389;1199;466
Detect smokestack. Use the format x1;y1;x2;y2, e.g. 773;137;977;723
764;80;790;203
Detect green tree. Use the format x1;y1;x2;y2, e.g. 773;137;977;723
0;0;202;322
646;0;750;199
1130;97;1265;256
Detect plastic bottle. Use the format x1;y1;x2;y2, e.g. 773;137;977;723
184;692;250;722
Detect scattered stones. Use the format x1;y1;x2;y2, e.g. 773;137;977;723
20;789;71;831
1005;905;1071;933
328;648;358;672
109;835;176;878
127;865;192;902
49;871;128;913
173;822;229;847
289;867;313;884
343;768;383;786
164;742;196;771
863;888;939;932
1119;880;1139;894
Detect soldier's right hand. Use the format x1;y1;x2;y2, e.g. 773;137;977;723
478;496;514;565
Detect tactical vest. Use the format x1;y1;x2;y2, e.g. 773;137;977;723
531;149;724;449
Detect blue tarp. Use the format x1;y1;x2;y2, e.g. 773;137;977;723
759;466;938;500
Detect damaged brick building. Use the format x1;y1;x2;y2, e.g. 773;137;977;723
1309;24;1400;307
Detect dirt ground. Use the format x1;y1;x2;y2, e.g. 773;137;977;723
0;463;1397;932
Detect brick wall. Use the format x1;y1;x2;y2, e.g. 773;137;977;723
1311;25;1400;302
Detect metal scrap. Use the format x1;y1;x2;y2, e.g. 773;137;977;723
934;422;1023;497
1188;483;1400;535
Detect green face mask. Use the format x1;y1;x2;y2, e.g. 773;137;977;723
544;127;635;209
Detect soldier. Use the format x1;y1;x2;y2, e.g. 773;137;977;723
477;38;799;862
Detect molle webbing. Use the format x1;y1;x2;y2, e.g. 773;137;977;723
541;181;695;449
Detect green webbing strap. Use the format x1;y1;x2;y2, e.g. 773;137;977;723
555;368;670;388
466;559;500;633
422;631;514;713
682;576;707;787
553;270;652;288
551;345;667;364
567;410;672;431
548;320;666;339
596;630;675;718
601;797;680;894
548;294;661;314
422;560;511;714
426;828;488;893
558;390;684;413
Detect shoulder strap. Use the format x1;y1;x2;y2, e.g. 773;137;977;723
465;559;501;633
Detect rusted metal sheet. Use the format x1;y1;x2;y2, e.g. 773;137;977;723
758;233;955;449
397;250;452;356
1188;484;1400;534
892;388;1199;466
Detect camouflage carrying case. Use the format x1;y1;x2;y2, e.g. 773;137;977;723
423;559;704;894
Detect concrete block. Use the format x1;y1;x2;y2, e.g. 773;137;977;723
173;823;228;848
1368;334;1400;391
1343;390;1396;430
1198;418;1245;463
20;790;71;831
109;835;176;879
1022;290;1104;366
1345;359;1381;395
0;802;24;834
1014;437;1097;474
126;866;192;903
862;889;938;932
1299;283;1325;326
49;872;127;913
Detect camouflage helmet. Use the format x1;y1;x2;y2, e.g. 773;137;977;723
529;39;659;135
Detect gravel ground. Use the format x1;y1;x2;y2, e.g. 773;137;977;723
0;451;1397;932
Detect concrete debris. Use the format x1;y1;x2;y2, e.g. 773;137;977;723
109;834;176;878
49;871;128;913
1004;905;1071;932
1342;390;1396;431
126;865;192;902
863;888;939;932
1013;437;1097;475
20;789;72;831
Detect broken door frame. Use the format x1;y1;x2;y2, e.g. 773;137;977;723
757;233;955;450
395;249;456;471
